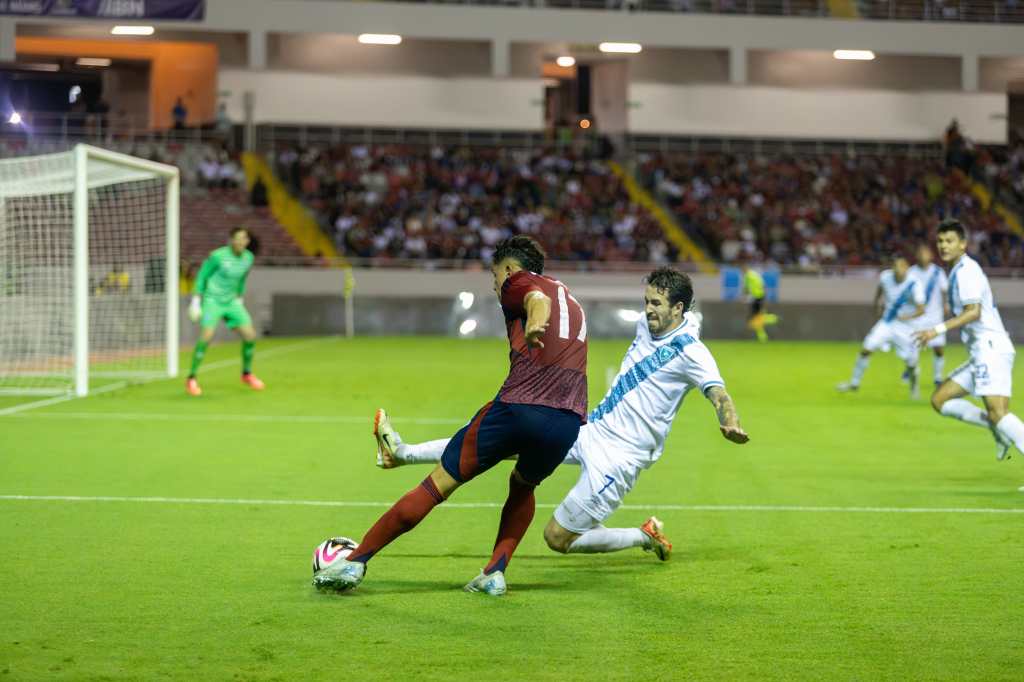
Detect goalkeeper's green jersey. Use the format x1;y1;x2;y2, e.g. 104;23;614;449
744;269;765;300
194;246;254;305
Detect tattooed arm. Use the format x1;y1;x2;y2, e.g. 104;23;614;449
706;386;749;444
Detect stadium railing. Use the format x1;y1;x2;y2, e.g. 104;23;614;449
324;0;1024;24
248;255;1024;278
0;111;239;148
255;123;946;158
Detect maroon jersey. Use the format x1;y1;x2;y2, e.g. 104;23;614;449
498;271;588;422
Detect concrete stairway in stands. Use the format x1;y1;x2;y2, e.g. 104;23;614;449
180;189;305;264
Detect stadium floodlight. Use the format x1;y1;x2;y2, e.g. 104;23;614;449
111;25;155;36
599;42;642;54
556;56;576;68
76;58;112;67
833;49;875;61
8;112;22;125
358;34;402;45
0;145;180;398
459;319;478;336
21;63;60;72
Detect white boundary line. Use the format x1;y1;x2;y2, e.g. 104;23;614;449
0;339;326;418
4;411;466;425
0;382;127;417
0;494;1022;515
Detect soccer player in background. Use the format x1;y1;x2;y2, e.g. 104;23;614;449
914;219;1023;465
372;267;749;562
837;254;925;398
908;243;950;387
314;236;588;596
185;227;265;396
742;263;778;342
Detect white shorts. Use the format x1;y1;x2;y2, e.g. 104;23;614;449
949;349;1015;398
553;425;645;534
863;320;920;364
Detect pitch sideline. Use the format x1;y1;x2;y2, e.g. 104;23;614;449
0;494;1021;515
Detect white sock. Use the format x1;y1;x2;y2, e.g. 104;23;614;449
939;399;990;429
933;354;945;384
566;527;649;554
995;414;1024;454
397;438;449;464
851;355;870;386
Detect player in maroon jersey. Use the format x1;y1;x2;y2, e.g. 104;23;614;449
313;235;588;596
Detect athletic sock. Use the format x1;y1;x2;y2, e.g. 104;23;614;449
484;475;536;575
995;414;1024;455
398;438;449;464
850;355;870;386
933;354;945;384
189;339;208;377
348;476;444;563
939;399;990;428
241;340;255;375
566;527;648;554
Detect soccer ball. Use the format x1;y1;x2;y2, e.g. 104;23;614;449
312;536;358;574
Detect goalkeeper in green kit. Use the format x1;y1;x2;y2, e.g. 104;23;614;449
185;227;265;396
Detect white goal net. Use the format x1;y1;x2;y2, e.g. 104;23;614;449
0;145;179;397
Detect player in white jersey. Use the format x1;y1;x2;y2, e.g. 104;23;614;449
908;243;950;387
913;219;1023;465
372;267;749;559
837;254;926;398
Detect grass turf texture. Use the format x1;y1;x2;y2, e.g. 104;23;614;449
1;337;1022;680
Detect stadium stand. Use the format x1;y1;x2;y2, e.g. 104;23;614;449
0;138;307;266
264;137;1024;268
275;143;675;265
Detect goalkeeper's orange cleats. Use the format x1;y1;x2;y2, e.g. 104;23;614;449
185;377;202;396
241;373;265;390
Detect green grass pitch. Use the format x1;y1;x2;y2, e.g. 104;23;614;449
1;336;1022;680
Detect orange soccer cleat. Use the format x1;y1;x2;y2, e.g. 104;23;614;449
241;373;265;391
641;516;672;561
185;377;202;396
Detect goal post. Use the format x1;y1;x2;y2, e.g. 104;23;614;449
0;144;180;397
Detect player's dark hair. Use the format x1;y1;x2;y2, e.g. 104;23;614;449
230;226;249;238
492;235;545;274
937;218;967;241
645;267;693;312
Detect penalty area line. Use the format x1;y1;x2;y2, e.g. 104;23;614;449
0;495;1022;515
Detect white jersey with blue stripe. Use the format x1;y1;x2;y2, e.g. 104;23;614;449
907;263;948;324
587;312;724;468
947;254;1013;354
879;269;925;324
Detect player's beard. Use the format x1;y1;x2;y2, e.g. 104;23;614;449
647;314;662;335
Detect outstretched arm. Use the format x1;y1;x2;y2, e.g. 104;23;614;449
706;386;749;444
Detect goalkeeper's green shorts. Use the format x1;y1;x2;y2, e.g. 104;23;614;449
200;299;252;330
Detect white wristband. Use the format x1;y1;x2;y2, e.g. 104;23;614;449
933;323;947;335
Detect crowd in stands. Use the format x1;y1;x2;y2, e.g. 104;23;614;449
637;141;1024;269
272;138;1024;269
275;144;673;265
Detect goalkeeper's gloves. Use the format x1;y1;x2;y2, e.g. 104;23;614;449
188;296;202;323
